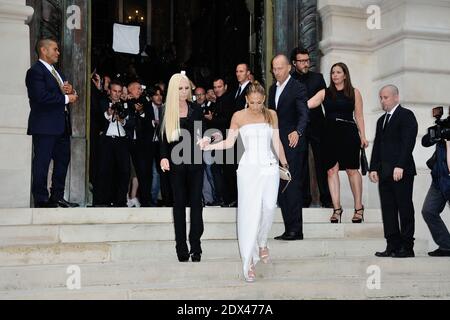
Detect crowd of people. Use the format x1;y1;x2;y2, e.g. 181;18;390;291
26;38;450;284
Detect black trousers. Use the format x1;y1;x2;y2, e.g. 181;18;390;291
32;133;71;203
170;164;204;254
278;137;308;235
130;140;153;207
303;123;332;206
153;141;173;206
379;175;415;251
94;136;130;207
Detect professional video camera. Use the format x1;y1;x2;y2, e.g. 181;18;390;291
428;106;450;143
110;101;129;119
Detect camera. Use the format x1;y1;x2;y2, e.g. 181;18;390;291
111;101;129;119
428;106;450;143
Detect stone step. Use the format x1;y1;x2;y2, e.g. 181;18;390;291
0;239;430;267
0;257;449;292
0;222;384;246
1;277;449;300
0;208;383;226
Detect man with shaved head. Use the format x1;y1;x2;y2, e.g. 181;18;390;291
370;85;418;258
269;54;309;241
26;38;79;208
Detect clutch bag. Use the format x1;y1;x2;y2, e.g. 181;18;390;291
279;166;292;181
360;148;369;176
279;166;292;193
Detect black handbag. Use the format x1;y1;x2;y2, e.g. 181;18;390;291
360;148;369;176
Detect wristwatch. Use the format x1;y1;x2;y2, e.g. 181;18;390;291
296;130;303;137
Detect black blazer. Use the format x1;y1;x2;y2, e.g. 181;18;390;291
160;102;204;166
370;105;418;179
292;71;326;121
234;82;251;111
268;77;309;139
26;61;68;135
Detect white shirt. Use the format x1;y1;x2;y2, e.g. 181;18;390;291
105;102;127;137
236;80;251;98
275;75;291;109
383;104;400;128
152;102;161;142
39;59;69;105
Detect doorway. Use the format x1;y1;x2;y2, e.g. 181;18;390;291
91;0;264;88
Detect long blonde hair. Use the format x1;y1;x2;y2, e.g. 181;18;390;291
246;81;274;127
161;73;193;143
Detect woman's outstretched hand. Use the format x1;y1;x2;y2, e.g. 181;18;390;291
197;137;212;150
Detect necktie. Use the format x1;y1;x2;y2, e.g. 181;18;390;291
383;113;391;131
236;86;242;99
52;66;68;112
51;67;65;94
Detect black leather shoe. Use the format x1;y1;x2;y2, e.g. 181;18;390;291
375;249;395;257
392;248;415;258
191;253;202;262
50;198;80;208
275;232;303;241
34;201;58;208
428;248;450;257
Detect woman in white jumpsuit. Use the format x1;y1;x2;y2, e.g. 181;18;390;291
199;82;288;282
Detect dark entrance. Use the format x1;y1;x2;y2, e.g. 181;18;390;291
91;0;264;88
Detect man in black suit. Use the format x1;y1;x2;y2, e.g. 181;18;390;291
291;47;332;208
234;63;251;111
369;85;418;258
26;38;79;208
269;55;309;241
127;81;155;207
206;78;235;207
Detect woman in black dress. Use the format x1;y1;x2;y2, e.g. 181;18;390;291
308;62;368;223
160;73;204;262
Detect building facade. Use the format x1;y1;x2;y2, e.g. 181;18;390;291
1;0;450;213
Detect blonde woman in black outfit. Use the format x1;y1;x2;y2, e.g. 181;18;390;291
160;73;204;262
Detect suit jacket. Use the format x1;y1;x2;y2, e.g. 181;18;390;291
207;92;235;136
26;61;69;136
268;77;309;145
234;82;250;112
292;71;326;122
370;105;418;180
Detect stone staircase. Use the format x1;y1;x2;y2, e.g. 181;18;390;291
0;208;449;300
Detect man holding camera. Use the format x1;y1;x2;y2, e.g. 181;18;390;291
370;85;418;258
421;108;450;257
94;80;133;207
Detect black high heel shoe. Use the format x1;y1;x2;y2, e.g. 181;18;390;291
191;253;202;262
177;252;190;262
330;208;343;223
352;206;365;223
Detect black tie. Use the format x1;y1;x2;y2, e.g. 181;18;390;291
236;86;242;99
383;113;391;131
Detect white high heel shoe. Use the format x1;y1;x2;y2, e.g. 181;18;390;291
245;263;256;283
259;247;270;264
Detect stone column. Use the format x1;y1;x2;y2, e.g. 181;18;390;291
0;0;34;208
318;0;450;245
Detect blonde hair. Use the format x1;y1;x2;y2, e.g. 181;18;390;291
246;81;274;127
161;73;193;143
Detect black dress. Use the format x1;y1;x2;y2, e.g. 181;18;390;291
322;89;361;171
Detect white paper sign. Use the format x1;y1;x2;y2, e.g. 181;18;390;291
113;23;141;54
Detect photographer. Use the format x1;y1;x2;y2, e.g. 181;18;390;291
126;81;155;207
421;107;450;257
94;80;133;207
